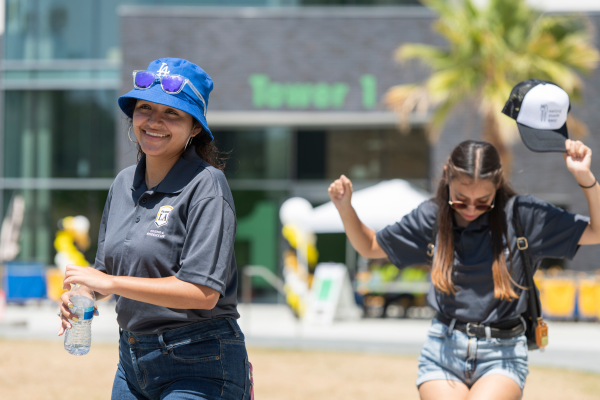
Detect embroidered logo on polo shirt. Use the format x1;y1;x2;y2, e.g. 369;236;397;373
155;205;173;227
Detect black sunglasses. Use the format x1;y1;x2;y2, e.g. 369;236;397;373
448;188;495;212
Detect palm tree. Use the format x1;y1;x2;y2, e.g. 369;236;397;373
385;0;599;173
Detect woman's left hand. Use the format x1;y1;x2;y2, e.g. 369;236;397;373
63;265;114;296
564;139;594;184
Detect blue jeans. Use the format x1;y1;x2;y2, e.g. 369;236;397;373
112;318;252;400
416;318;529;389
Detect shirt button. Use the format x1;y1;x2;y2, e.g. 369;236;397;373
135;217;140;223
141;198;147;204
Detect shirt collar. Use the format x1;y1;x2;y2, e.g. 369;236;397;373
131;145;204;194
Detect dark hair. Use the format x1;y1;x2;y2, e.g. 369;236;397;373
130;119;227;171
432;140;522;301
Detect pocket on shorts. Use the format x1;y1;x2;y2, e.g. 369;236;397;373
500;335;528;358
168;336;221;364
480;334;528;360
492;334;527;348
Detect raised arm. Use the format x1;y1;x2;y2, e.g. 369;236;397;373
564;140;600;245
328;175;387;259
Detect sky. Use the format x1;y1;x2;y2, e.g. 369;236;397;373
473;0;600;11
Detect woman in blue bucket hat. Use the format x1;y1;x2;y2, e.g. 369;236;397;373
58;58;254;400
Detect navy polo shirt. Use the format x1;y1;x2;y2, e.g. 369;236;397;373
376;195;589;324
94;145;239;334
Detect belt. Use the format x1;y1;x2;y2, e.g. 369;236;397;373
435;312;525;339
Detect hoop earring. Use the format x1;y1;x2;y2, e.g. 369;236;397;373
128;126;138;144
184;136;193;151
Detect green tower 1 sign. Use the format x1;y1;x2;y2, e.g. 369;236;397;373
248;74;377;110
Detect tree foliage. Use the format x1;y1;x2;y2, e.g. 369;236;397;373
385;0;599;152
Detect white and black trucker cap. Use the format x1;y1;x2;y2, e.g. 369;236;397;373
502;79;570;152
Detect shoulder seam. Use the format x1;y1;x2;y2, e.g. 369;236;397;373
188;195;218;213
222;198;236;217
188;160;221;196
188;195;236;218
203;163;220;197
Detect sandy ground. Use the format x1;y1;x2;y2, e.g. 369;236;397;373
0;341;598;400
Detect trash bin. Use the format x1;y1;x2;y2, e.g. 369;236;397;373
46;267;66;302
539;276;577;320
577;277;598;321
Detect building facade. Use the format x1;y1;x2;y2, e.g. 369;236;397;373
2;2;599;278
0;0;420;273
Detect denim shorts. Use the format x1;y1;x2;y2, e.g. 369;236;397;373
112;318;253;400
416;318;529;390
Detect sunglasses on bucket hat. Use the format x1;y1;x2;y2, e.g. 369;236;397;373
132;70;207;117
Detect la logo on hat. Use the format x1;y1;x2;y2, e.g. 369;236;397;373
502;79;570;153
157;63;170;77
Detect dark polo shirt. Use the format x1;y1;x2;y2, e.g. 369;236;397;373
376;195;589;324
94;145;239;334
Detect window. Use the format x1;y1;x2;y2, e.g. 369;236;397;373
4;90;116;178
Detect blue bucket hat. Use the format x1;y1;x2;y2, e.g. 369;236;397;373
118;58;214;140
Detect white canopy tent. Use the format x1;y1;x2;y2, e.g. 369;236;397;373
280;179;431;233
278;180;431;314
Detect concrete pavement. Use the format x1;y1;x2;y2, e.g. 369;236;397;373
237;304;600;374
1;302;598;374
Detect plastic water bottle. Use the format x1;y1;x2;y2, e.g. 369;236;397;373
64;284;95;356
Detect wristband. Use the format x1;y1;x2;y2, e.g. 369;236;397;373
579;180;598;189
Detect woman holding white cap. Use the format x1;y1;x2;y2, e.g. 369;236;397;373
329;133;600;399
58;58;253;400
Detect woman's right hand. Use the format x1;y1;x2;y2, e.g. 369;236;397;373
58;291;75;336
57;290;100;336
328;175;353;212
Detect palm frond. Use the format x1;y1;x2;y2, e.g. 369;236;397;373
384;0;599;151
384;84;431;133
397;44;450;67
428;95;464;143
